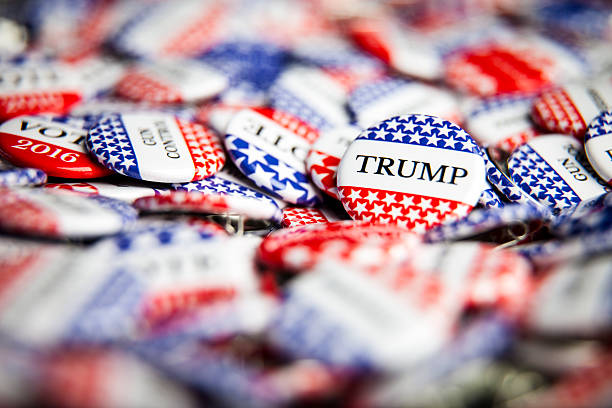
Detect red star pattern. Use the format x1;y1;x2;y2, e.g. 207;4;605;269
495;129;539;153
281;206;330;228
115;70;182;104
445;44;553;97
338;186;472;233
175;118;226;180
254;107;320;144
306;149;340;199
45;183;99;195
532;87;587;139
0;91;81;120
0;188;59;237
134;191;231;214
144;287;237;324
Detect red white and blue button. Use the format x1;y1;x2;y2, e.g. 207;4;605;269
585;109;612;185
86;113;225;183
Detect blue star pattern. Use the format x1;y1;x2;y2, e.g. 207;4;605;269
224;134;322;207
552;192;612;237
484;150;547;209
270;292;375;370
467;93;535;119
294;41;383;71
348;78;408;115
0;162;46;187
86;114;141;180
585;109;612;142
536;1;611;40
508;143;582;212
357;114;481;155
108;223;218;254
425;203;548;243
478;187;505;209
269;82;343;131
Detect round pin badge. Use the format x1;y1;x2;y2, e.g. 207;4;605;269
508;134;609;212
306;125;362;199
0;115;112;178
478;185;505;209
465;93;540;152
281;205;349;228
585;110;612;185
0;158;47;187
86;113;225;183
268;66;351;131
445;36;587;97
348;78;461;129
336;114;486;232
44;180;165;203
115;59;228;104
532;72;612;139
224;107;322;206
134;190;281;223
0;187;137;239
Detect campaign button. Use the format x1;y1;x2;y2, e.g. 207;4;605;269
348;78;461;129
336;114;486;232
465;93;541;152
532;73;612;139
0;61;82;120
0;187;137;239
0;115;112;178
44;179;165;203
445;36;587;96
585;110;612;185
306;125;362;199
86;113;225;183
268;66;351;131
281;205;349;228
478;185;505;209
0;158;47;187
115;59;228;104
508;134;609;212
224;107;322;206
135;190;281;223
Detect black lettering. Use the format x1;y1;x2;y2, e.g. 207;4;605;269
397;159;418;178
449;167;468;184
418;162;448;183
39;127;66;138
606;149;612;161
356;155;377;173
374;157;395;176
20;120;41;131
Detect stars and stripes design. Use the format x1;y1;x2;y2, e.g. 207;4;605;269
86;114;140;179
269;83;339;131
174;118;226;179
0;187;59;237
115;69;182;104
348;78;408;114
508;144;582;211
532;87;587;138
338;186;471;233
224;134;322;207
281;206;330;228
0;91;82;120
478;187;504;209
174;175;278;206
306;148;340;199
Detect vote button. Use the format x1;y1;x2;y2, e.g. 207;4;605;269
336;114;486;232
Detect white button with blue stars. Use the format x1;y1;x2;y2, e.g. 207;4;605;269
585;109;612;185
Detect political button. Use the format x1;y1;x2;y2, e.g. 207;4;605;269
86;113;225;183
336;114;486;232
45;179;165;203
551;192;612;237
465;93;541;152
224;108;322;206
0;60;82;120
478;185;505;209
484;146;549;210
306;125;362;199
348;78;461;129
268;66;351;131
508;134;609;212
0;115;112;178
585;109;612;185
532;74;612;139
257;220;420;273
281;205;349;228
115;59;228;104
0;158;47;187
0;187;137;239
134;190;281;223
347;18;443;81
445;35;587;97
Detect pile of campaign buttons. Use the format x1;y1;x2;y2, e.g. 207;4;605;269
2;1;612;407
